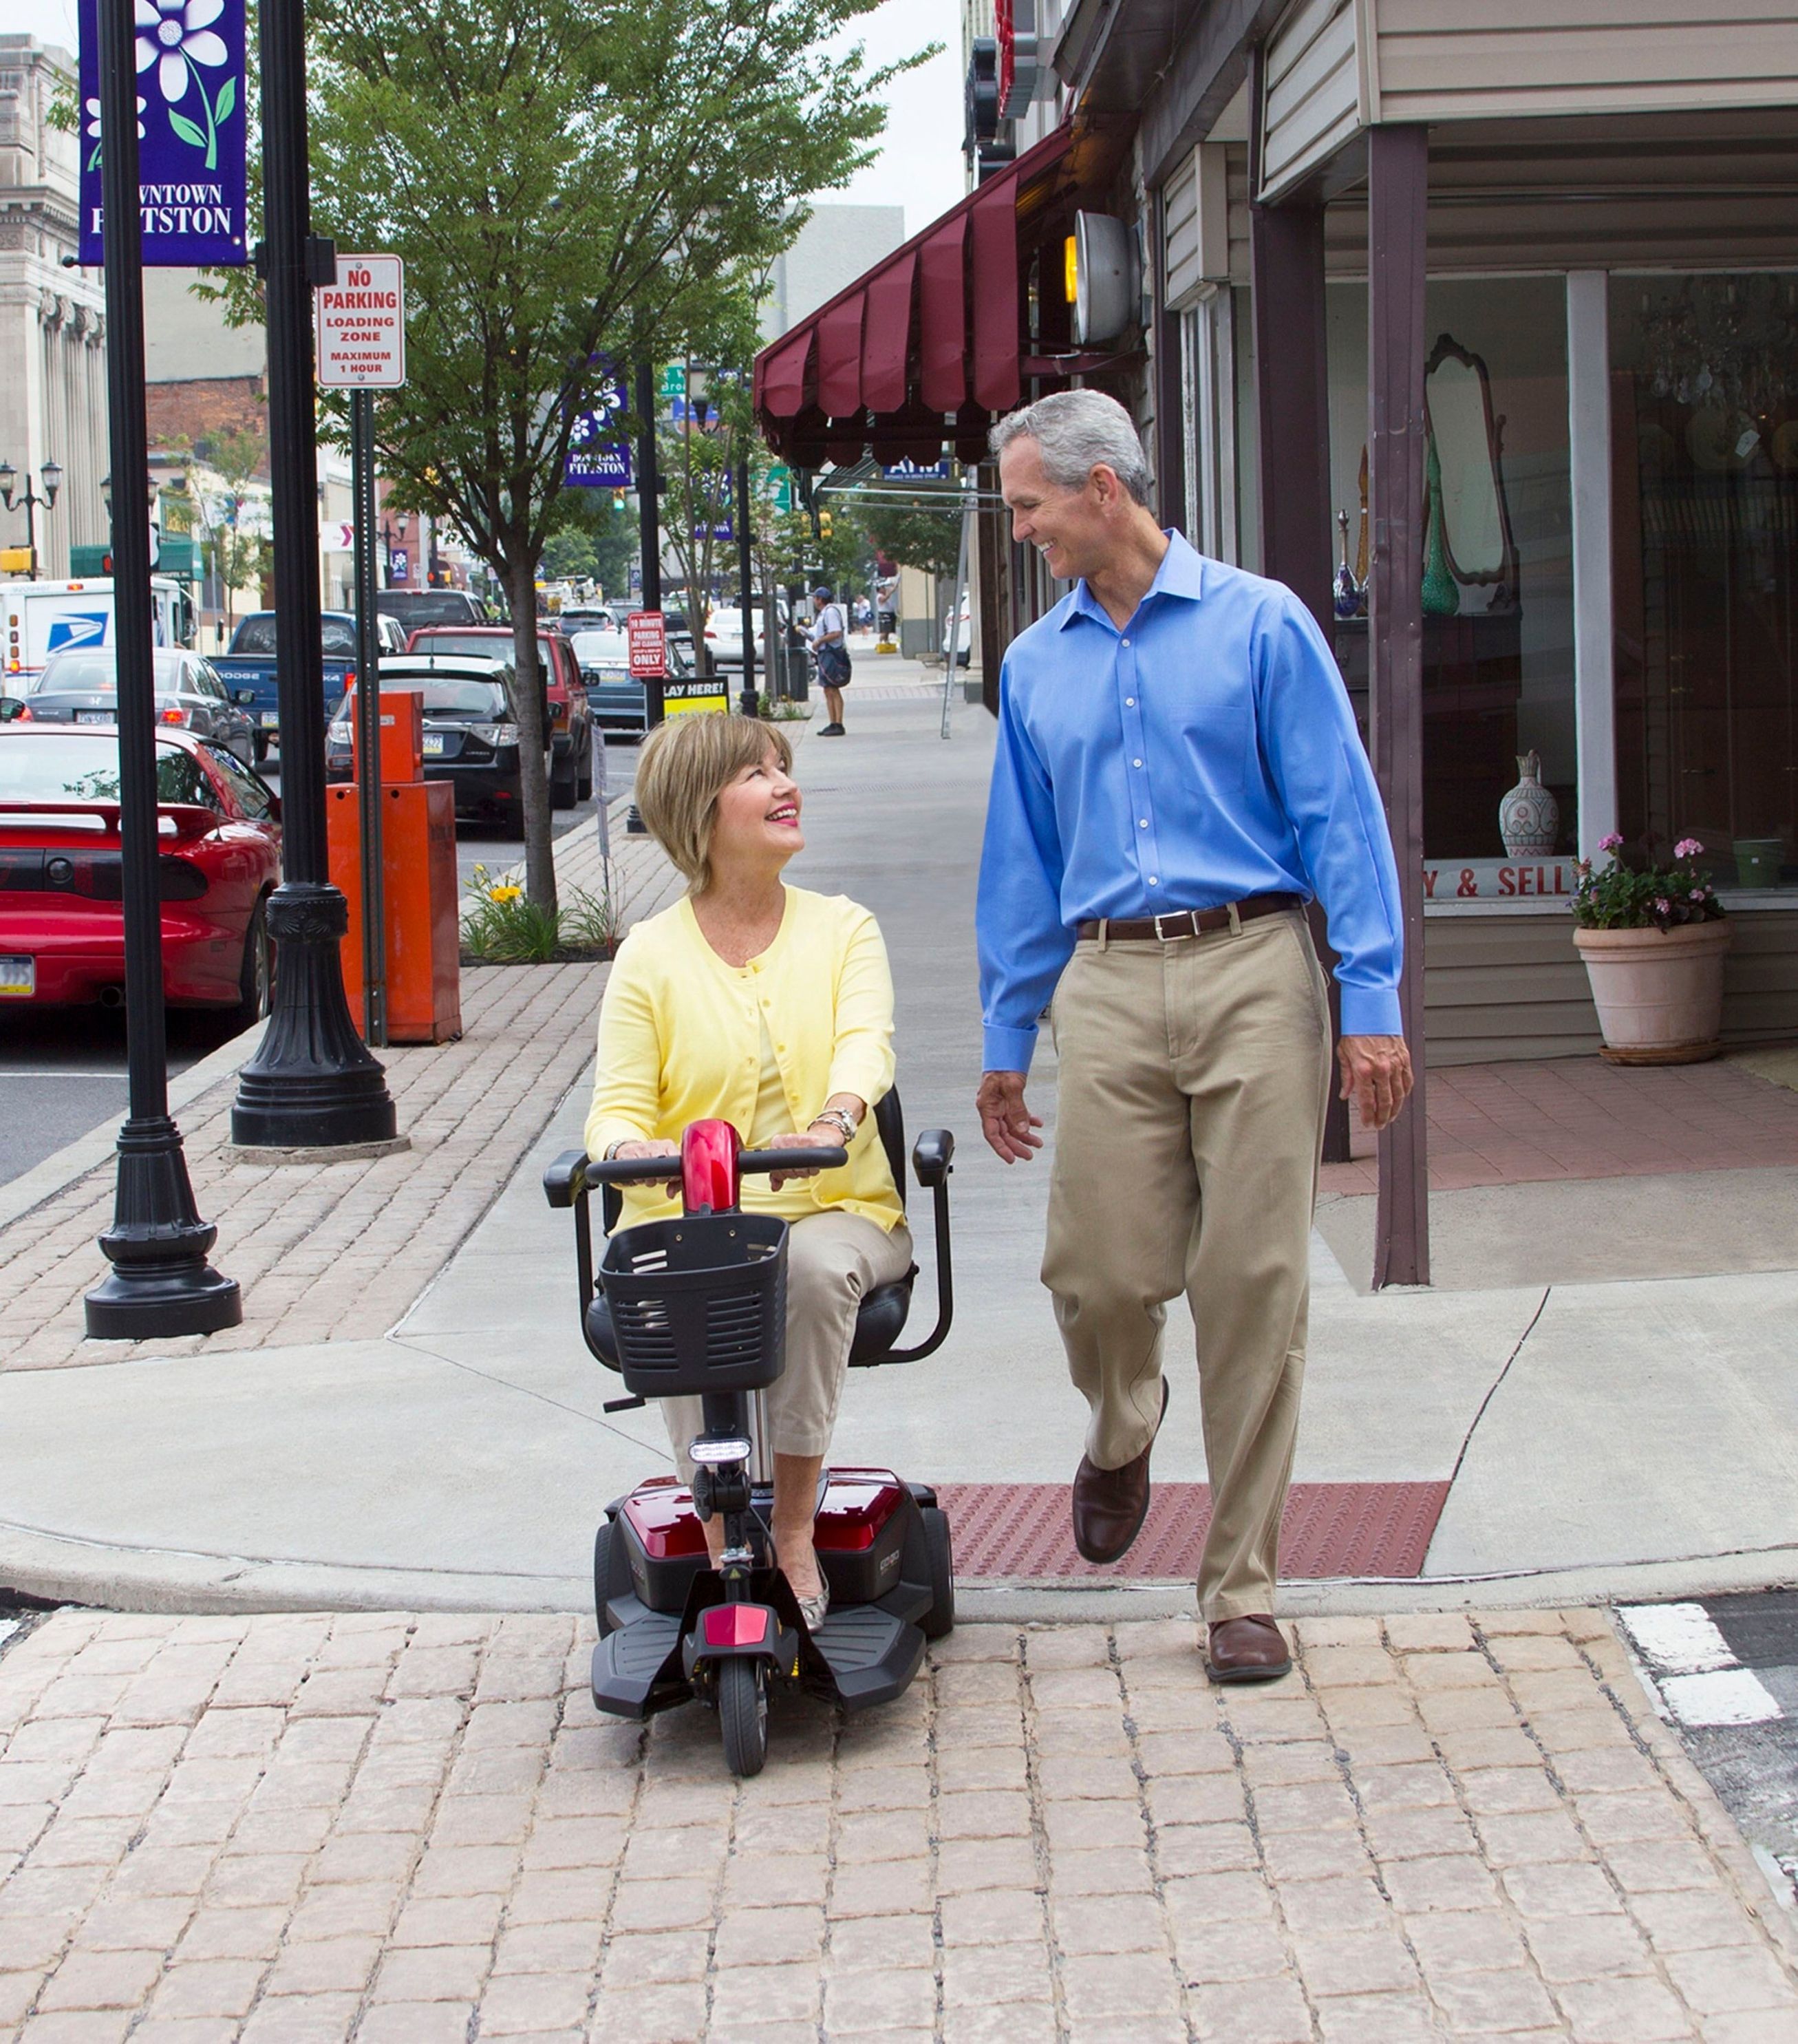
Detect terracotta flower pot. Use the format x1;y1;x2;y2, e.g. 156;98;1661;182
1572;919;1731;1064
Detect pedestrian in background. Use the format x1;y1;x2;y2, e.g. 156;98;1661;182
809;585;851;736
974;388;1413;1686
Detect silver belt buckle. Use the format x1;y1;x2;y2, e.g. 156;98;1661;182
1153;910;1185;941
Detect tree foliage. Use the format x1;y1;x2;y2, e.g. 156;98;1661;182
219;0;927;904
861;495;964;579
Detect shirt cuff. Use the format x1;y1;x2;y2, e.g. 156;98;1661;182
1338;986;1405;1038
982;1023;1038;1075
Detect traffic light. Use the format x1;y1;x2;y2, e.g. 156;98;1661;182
817;509;833;541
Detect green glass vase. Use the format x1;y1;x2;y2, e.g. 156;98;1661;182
1422;436;1459;618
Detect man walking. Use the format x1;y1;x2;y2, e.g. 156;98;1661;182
809;585;850;736
975;389;1413;1683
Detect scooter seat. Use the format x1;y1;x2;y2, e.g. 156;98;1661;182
586;1270;917;1374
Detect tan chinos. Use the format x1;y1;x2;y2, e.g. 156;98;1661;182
1044;906;1332;1622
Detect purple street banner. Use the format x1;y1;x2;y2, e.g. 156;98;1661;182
564;376;632;490
78;0;248;268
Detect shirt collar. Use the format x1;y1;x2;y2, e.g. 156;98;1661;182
1060;529;1206;630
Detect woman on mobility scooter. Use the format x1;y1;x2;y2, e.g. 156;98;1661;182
583;713;912;1631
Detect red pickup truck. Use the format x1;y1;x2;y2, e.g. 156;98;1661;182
403;626;592;807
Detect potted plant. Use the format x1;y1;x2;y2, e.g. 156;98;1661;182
1571;835;1729;1063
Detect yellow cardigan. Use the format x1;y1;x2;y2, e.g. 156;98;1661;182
584;885;903;1232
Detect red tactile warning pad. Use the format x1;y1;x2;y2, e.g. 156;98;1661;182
935;1480;1451;1582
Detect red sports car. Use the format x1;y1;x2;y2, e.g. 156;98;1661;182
0;723;281;1020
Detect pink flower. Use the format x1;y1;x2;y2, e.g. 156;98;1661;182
1600;831;1625;853
1692;886;1709;899
1654;897;1672;916
1674;837;1704;860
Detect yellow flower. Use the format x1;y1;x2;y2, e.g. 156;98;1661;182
489;884;523;902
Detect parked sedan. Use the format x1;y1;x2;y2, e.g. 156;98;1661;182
326;656;550;833
0;721;280;1019
14;647;259;764
570;629;694;737
403;626;591;807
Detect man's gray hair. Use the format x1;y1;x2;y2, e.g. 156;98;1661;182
989;389;1151;505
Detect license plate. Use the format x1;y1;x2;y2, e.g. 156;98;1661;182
0;956;34;998
75;709;115;725
261;711;281;727
422;732;445;757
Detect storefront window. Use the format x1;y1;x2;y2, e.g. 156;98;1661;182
1327;277;1576;892
1611;273;1798;889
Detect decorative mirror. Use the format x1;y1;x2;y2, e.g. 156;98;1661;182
1424;333;1519;605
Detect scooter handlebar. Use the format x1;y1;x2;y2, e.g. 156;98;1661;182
577;1143;848;1186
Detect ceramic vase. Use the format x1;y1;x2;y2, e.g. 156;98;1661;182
1498;752;1560;858
1573;920;1731;1064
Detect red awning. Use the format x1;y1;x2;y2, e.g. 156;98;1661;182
753;124;1109;470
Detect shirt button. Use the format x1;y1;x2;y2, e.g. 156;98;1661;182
1149;877;1159;886
1133;758;1142;767
1138;818;1148;828
1122;637;1131;647
1125;696;1135;707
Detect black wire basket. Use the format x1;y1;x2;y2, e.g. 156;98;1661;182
598;1212;789;1397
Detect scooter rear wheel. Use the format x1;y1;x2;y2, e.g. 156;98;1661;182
592;1521;615;1638
718;1658;769;1778
921;1505;956;1639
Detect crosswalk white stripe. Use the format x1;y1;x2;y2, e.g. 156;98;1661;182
1660;1668;1784;1727
1618;1601;1740;1674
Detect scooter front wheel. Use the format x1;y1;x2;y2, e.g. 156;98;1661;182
718;1658;769;1778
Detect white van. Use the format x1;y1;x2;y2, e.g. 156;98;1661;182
1;577;193;688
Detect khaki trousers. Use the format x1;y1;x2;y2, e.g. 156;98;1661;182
663;1210;914;1482
1044;908;1332;1622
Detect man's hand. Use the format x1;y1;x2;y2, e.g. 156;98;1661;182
978;1070;1043;1164
1336;1035;1414;1132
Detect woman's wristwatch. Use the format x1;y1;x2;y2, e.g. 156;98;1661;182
810;1107;858;1146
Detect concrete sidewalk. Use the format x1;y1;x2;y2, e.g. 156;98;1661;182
1;668;1798;1616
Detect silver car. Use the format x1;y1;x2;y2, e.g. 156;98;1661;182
18;647;258;765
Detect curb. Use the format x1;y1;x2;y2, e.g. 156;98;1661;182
0;1016;271;1236
3;1525;1794;1621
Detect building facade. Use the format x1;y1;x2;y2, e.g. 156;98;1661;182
0;36;109;577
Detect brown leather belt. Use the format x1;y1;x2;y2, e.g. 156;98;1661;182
1075;893;1303;943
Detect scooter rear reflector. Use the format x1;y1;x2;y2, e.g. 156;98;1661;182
703;1605;774;1649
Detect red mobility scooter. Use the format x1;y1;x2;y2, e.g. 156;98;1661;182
543;1091;955;1775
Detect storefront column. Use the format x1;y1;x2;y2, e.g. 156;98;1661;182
1567;270;1618;858
1367;123;1431;1290
1248;187;1353;1164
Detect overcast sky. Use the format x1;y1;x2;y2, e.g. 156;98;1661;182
1;0;967;237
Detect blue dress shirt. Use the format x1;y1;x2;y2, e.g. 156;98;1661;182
977;533;1404;1073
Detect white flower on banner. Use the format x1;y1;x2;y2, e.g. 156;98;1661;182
134;0;228;107
84;95;148;142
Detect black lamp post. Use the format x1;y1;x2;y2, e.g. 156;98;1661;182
83;0;239;1339
229;0;396;1149
0;457;61;569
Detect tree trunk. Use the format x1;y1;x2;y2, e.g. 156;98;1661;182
503;551;557;911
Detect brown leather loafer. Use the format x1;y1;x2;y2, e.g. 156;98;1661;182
1205;1614;1292;1684
1071;1381;1168;1565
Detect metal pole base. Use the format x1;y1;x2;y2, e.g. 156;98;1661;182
231;882;397;1149
85;1116;242;1339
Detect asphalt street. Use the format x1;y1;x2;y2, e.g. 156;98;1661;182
1620;1589;1798;1906
0;738;645;1191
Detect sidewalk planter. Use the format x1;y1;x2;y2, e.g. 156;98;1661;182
1573;920;1731;1063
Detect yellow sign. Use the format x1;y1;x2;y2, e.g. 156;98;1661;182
1064;235;1078;305
0;548;34;575
661;681;729;720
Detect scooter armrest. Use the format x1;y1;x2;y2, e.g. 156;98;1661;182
544;1149;591;1209
912;1129;954;1188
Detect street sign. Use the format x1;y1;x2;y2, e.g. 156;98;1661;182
321;520;354;550
659;365;685;398
661;679;728;719
389;548;409;581
883;458;951;480
767;464;793;513
315;255;407;388
626;610;667;679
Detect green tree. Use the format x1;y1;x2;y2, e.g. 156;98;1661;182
226;0;927;905
861;495;963;579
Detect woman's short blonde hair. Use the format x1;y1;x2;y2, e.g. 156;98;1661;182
634;714;794;893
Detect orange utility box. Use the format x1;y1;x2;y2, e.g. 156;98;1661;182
326;687;461;1043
